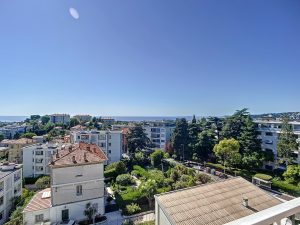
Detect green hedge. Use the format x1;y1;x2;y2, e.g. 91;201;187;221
272;179;300;197
254;173;273;181
104;169;117;179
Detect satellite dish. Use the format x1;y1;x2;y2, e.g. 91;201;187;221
69;7;79;19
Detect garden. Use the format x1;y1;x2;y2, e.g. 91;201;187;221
105;150;212;215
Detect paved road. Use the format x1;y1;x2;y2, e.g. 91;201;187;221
105;211;123;225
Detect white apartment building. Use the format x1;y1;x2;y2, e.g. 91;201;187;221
70;130;123;163
49;114;70;125
0;163;22;225
0;123;31;139
22;143;63;178
143;122;175;150
73;115;92;123
23;143;107;225
255;120;300;170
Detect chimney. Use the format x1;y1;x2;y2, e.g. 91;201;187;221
56;151;59;159
87;146;90;152
84;152;88;162
242;196;249;208
69;146;73;152
72;156;77;164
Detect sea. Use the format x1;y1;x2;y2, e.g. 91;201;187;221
0;116;194;123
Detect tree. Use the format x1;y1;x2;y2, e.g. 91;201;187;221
283;165;300;185
213;138;240;174
277;118;298;167
139;179;158;209
116;174;135;186
30;115;41;120
84;202;97;224
127;124;150;153
41;115;50;125
188;117;200;159
195;130;216;161
70;117;80;127
172;118;189;160
35;176;51;189
150;149;167;168
13;132;21;139
0;134;4;142
191;115;197;124
21;132;36;139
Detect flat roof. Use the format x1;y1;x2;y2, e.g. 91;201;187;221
155;177;282;225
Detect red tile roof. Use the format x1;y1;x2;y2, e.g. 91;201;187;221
50;142;107;167
23;188;51;213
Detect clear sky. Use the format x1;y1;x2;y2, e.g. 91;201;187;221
0;0;300;117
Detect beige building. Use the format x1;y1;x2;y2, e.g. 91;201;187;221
155;177;285;225
73;115;92;123
23;142;107;224
0;138;34;163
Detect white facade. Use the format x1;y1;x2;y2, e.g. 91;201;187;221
49;114;70;125
22;143;60;178
23;145;106;224
255;120;300;170
143;122;175;150
0;164;22;225
73;115;92;123
70;130;123;163
0;124;31;139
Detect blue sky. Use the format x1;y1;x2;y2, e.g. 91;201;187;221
0;0;300;116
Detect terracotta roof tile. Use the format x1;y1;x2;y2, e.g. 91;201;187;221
50;142;107;167
23;188;51;213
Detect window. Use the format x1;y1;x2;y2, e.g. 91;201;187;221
76;185;82;196
108;150;111;154
35;214;44;223
109;143;111;147
0;211;3;221
0;196;3;205
265;132;273;136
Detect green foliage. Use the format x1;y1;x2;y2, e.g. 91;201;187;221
131;165;149;178
254;173;273;181
70;117;80;127
0;134;4;142
272;179;300;197
277;118;298;166
84;202;97;223
21;132;37;139
195;130;216;161
30;115;41;120
126;203;141;215
134;151;147;166
195;173;212;184
106;161;126;175
139;180;158;208
116;174;135;186
172;118;189;160
127;125;150;153
213;138;241;172
35;176;51;189
41;115;50;125
150;149;167;167
283;165;300;185
104;169;118;179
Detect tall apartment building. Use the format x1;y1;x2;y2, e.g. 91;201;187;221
22;142;64;178
255;119;300;170
49;114;70;125
73;115;92;123
0;163;22;225
23;143;107;224
70;130;123;163
0;138;35;163
143;121;175;150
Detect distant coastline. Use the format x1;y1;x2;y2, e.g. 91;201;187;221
0;115;194;122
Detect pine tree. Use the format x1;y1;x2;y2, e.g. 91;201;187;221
127;124;150;153
172;118;189;160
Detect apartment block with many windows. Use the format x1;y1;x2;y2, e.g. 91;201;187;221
0;163;22;225
255;119;300;170
70;130;123;163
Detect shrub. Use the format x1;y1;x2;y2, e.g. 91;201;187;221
104;169;117;179
283;165;300;185
195;173;211;184
126;203;141;215
254;173;272;181
35;176;50;189
106;161;126;175
116;174;135;186
150;149;167;168
132;165;149;178
272;179;300;197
